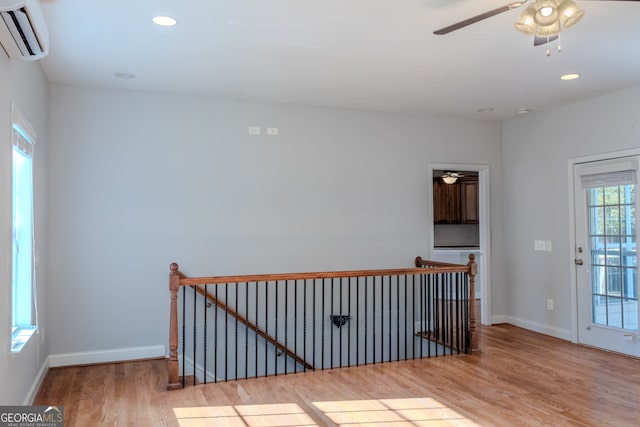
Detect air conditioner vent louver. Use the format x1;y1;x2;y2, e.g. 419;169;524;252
0;0;48;61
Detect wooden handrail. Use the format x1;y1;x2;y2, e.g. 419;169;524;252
177;266;472;286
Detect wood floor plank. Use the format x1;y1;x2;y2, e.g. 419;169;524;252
33;324;640;426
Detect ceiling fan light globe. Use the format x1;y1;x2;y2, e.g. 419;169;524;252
558;0;585;28
442;176;458;185
534;0;559;26
514;6;537;35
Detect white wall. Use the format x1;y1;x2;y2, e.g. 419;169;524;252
47;84;505;356
0;57;49;404
501;84;640;338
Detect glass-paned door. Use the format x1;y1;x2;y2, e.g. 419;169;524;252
575;157;640;356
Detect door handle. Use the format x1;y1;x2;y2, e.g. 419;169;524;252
575;259;584;266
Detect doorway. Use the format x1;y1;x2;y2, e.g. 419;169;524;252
427;164;491;326
573;155;639;356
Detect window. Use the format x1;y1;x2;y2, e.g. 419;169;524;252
11;106;37;353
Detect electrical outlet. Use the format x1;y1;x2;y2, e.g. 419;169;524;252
547;299;554;311
534;240;546;251
248;126;261;135
546;240;553;252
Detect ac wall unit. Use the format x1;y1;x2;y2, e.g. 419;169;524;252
0;0;48;60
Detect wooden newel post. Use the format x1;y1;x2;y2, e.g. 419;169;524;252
167;263;182;390
467;254;479;353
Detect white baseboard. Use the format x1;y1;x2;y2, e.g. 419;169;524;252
48;345;166;368
24;356;51;405
499;316;572;341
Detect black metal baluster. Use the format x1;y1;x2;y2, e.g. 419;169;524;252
411;275;415;360
254;282;259;378
456;273;461;353
380;276;385;362
245;282;249;379
448;274;453;355
420;274;424;359
193;286;197;384
312;279;316;370
465;273;470;352
348;277;352;367
427;274;432;358
330;278;334;369
395;275;399;362
275;280;279;376
356;276;360;367
235;283;239;379
181;286;185;387
339;277;343;368
404;275;408;360
373;276;377;364
364;276;368;365
303;279;307;372
204;284;208;385
224;283;228;381
294;279;298;373
264;282;269;377
389;276;393;362
321;278;326;370
285;280;289;375
214;285;218;383
435;275;440;358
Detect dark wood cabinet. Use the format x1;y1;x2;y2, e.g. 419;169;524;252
461;178;479;224
433;178;461;224
433;176;478;224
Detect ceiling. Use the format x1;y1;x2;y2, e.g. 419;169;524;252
38;0;640;121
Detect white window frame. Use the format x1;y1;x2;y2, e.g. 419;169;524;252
11;104;38;353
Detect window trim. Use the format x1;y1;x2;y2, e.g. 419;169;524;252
10;104;38;354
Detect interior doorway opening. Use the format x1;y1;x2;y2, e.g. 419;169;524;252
428;164;491;326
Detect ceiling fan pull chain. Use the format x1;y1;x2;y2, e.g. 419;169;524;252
545;34;551;56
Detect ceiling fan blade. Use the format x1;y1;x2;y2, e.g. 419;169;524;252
533;34;559;46
433;1;528;35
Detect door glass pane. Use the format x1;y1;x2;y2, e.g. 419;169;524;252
623;299;638;330
587;184;637;330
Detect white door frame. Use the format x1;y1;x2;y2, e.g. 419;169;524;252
568;147;640;343
427;163;492;326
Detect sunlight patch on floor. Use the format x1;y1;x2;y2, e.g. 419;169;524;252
173;397;479;426
174;403;317;426
313;397;480;426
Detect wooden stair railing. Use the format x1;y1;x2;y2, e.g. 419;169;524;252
415;254;478;353
168;256;478;390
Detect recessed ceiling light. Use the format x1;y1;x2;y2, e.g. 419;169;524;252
152;16;177;26
114;72;135;79
561;73;580;81
517;108;530;115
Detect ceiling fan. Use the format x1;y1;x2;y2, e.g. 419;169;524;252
434;0;639;47
440;171;465;184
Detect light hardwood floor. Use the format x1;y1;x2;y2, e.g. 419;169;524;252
34;324;640;426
